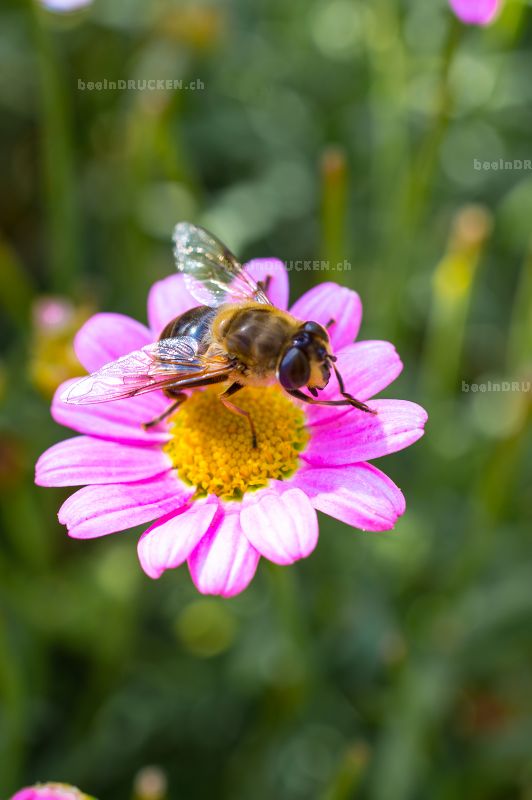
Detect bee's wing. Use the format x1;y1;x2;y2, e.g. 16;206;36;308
61;336;231;405
173;222;271;307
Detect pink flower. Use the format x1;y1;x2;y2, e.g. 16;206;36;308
448;0;501;25
35;263;427;597
39;0;92;12
11;784;94;800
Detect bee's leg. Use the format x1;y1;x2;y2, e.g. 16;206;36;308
331;363;375;411
286;388;376;414
142;392;187;429
257;275;272;295
219;382;258;448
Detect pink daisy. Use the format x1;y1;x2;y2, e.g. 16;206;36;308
448;0;501;25
39;0;92;12
11;784;94;800
35;261;427;597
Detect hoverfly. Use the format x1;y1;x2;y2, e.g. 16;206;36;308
62;223;374;447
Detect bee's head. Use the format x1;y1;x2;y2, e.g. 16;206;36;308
277;321;334;392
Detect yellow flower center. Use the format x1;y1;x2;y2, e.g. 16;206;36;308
164;386;309;501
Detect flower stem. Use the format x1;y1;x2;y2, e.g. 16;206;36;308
32;5;81;293
373;15;462;336
420;205;492;402
506;240;532;374
320;146;348;281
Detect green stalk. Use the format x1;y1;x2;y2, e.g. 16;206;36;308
420;205;492;401
33;5;81;292
321;742;370;800
0;614;25;795
266;561;315;694
367;0;409;253
373;16;462;335
0;238;34;329
402;17;461;230
506;240;532;374
320;146;348;281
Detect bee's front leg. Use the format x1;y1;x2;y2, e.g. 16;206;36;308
142;392;187;429
330;363;376;413
219;382;258;448
257;275;272;296
286;387;376;414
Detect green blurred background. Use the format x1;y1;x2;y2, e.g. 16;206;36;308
1;0;531;798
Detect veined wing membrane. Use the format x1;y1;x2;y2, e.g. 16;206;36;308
61;336;231;404
172;222;270;307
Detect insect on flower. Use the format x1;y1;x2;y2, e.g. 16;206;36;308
36;224;427;597
61;223;375;447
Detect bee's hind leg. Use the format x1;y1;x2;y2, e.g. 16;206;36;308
219;382;258;449
142;392;187;429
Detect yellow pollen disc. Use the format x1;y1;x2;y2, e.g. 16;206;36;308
164;386;309;501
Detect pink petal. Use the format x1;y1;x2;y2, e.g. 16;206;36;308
10;789;85;800
138;499;219;578
290;463;405;531
289;282;362;351
449;0;500;25
36;436;171;487
240;486;318;565
147;274;198;336
52;379;170;446
305;340;404;426
304;399;428;466
41;0;92;11
188;508;260;597
74;313;152;373
243;258;289;310
58;471;192;539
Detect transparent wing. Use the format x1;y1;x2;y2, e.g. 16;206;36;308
61;336;231;405
172;222;271;307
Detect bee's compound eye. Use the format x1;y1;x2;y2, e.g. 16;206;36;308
278;347;311;390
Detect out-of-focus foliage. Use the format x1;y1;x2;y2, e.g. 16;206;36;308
0;0;531;798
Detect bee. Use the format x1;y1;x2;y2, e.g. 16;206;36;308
62;223;375;446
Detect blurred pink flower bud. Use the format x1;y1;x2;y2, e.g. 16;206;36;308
39;0;92;11
11;784;95;800
33;297;75;332
448;0;501;25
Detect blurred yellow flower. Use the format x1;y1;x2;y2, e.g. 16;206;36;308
29;296;92;398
